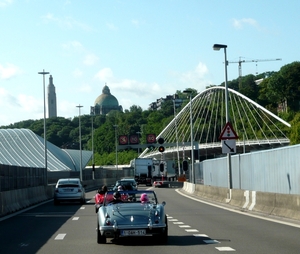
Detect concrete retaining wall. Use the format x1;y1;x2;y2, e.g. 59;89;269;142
0;186;52;216
183;182;300;221
0;178;116;218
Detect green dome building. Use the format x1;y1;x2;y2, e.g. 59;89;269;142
94;85;122;115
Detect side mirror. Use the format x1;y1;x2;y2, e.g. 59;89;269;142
162;201;166;206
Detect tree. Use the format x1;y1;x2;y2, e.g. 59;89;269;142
238;74;259;101
264;62;300;112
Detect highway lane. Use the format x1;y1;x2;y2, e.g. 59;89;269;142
0;186;300;253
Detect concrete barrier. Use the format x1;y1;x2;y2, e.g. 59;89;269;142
0;186;53;217
182;182;300;221
0;179;117;217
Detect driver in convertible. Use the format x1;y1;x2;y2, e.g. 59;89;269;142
109;191;124;204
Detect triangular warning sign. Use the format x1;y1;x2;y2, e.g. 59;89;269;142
219;122;239;140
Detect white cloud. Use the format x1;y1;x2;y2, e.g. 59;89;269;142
58;100;78;118
18;94;42;114
0;63;22;79
79;83;93;93
42;13;92;31
94;68;114;81
83;54;99;66
180;62;209;83
232;18;259;30
0;88;44;125
131;19;140;28
62;40;83;51
73;68;83;78
106;22;118;31
0;0;13;8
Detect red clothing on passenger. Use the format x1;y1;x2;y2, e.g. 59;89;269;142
95;193;105;204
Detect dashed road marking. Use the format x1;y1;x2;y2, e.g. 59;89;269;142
72;217;79;220
80;207;85;210
185;229;199;232
55;234;66;240
193;234;208;237
204;239;220;244
216;246;236;251
170;215;236;251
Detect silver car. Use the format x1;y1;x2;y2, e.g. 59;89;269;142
54;178;86;205
96;190;168;244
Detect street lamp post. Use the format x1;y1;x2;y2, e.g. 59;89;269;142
213;43;233;191
90;106;95;180
183;89;195;184
38;69;50;185
173;95;181;176
76;104;83;182
113;125;118;174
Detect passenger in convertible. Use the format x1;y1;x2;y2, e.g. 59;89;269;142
140;193;149;204
95;185;107;212
109;191;124;204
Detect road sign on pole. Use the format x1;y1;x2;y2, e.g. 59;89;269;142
221;140;236;154
219;122;239;140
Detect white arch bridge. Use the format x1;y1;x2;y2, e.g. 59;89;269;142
140;86;290;161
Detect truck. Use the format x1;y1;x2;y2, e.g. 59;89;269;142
152;159;177;181
130;158;154;186
130;158;178;186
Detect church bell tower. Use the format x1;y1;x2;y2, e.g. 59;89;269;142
47;75;57;118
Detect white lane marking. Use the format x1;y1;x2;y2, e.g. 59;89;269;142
173;222;184;224
168;219;178;221
185;229;199;232
72;217;79;220
204;240;220;244
80;207;85;210
55;234;66;240
193;234;208;237
179;225;191;228
215;246;236;251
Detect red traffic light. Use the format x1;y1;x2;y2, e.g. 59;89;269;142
158;146;165;153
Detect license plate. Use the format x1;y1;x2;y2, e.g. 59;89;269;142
63;189;73;192
121;230;146;236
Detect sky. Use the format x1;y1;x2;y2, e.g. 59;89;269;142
0;0;299;126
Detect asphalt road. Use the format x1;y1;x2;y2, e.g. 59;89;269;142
1;186;300;254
